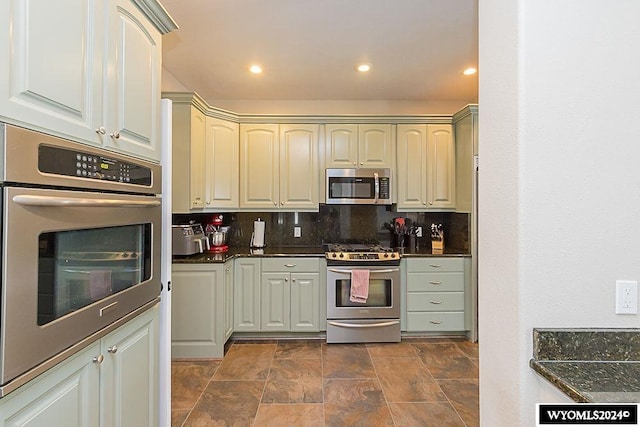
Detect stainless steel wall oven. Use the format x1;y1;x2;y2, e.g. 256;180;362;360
0;124;162;396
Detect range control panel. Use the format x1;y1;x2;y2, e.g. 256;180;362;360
38;145;152;186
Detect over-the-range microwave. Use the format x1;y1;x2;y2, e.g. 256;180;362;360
325;168;392;205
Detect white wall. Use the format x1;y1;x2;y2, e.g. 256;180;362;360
479;1;640;425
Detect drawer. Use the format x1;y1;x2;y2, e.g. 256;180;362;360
406;312;465;332
407;292;464;312
405;257;464;273
407;272;464;292
261;257;320;272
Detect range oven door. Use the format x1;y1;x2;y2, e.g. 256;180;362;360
326;265;400;320
0;186;161;393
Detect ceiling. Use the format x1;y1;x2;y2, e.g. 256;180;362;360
160;0;478;107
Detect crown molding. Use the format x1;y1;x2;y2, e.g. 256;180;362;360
131;0;178;34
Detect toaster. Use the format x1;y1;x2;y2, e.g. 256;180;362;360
172;224;209;255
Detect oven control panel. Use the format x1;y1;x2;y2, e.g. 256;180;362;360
325;251;400;261
38;145;152;186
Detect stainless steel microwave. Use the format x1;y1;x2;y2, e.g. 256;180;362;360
326;168;392;205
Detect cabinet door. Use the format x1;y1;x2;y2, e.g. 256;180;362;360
234;258;261;331
279;124;319;210
396;125;428;210
104;0;162;162
358;124;393;168
290;273;320;332
427;124;456;209
325;124;358;168
239;124;279;209
189;108;207;209
261;273;290;331
205;118;239;209
100;305;159;427
0;0;103;146
171;264;224;358
0;343;100;427
224;261;234;341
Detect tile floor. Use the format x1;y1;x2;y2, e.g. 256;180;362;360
172;338;479;426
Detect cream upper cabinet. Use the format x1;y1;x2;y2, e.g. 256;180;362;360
240;124;319;210
396;124;428;210
427;124;456;209
0;0;172;162
396;124;455;211
204;117;239;209
188;108;207;209
325;124;393;168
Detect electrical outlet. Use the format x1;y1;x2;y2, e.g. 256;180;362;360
416;226;423;237
615;280;638;314
294;226;301;238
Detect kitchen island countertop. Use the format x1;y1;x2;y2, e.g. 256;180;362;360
530;328;640;403
172;245;470;264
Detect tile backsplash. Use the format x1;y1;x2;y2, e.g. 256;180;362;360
173;206;470;252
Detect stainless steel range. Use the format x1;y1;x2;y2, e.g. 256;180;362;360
325;243;401;343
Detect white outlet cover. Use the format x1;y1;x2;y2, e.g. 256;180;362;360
615;280;638;314
294;226;301;238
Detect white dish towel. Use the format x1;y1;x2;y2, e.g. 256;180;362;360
350;269;370;303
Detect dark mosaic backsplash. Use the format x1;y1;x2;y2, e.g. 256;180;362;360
173;206;470;252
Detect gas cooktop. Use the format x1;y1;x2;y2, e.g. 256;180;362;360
324;243;400;262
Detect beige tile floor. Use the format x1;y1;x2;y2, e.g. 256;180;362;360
172;338;479;427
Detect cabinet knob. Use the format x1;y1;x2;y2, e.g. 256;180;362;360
110;131;120;139
281;202;284;206
206;201;211;205
273;202;277;206
360;162;364;166
107;345;118;354
423;202;427;206
93;354;104;364
284;277;288;282
353;162;357;166
95;126;106;135
429;201;433;205
292;278;296;283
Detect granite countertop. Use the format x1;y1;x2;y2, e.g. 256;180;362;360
530;329;640;402
172;245;470;263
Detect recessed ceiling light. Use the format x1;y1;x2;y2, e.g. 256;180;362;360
249;64;263;74
356;64;371;73
463;67;477;75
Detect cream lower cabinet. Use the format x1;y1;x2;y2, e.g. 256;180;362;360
261;258;321;332
325;124;394;169
234;258;262;332
0;306;158;427
396;124;455;211
171;262;232;358
240;124;319;210
0;0;171;162
405;258;467;332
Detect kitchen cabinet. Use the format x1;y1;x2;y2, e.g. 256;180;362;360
396;124;455;210
171;263;231;358
404;258;468;332
0;305;158;427
0;0;174;162
234;258;262;332
170;98;240;212
324;124;394;169
224;260;234;341
261;258;321;332
239;124;319;210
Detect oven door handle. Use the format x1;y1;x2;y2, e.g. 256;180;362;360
328;268;399;275
12;195;161;208
327;320;400;328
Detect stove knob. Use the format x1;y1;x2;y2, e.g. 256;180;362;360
383;253;389;258
339;252;344;258
332;253;337;258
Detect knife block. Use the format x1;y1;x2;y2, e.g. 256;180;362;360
431;239;444;254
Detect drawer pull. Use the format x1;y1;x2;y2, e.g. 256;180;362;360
429;281;442;285
429;264;442;268
430;300;443;304
429;320;443;325
284;264;296;268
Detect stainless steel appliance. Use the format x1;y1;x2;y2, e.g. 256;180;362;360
325;243;401;343
0;124;162;397
172;223;209;255
325;168;392;205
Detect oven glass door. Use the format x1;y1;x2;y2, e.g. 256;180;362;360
1;186;161;389
327;176;375;200
38;224;152;325
327;266;400;319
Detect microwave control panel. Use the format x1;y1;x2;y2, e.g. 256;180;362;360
379;177;390;198
38;145;152;186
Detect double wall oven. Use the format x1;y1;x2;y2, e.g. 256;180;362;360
0;124;162;396
325;244;401;343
